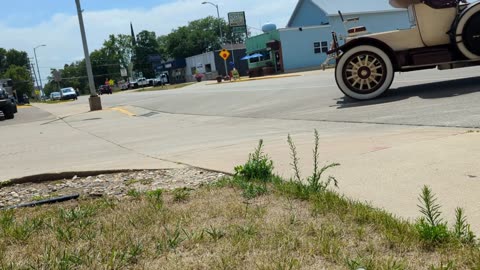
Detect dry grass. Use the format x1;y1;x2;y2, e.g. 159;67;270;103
1;178;480;269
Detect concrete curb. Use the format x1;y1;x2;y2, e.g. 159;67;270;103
1;166;234;188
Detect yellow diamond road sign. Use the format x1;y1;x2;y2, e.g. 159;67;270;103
219;49;230;61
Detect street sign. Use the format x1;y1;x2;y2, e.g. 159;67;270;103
120;68;128;77
232;26;247;34
219;49;231;61
228;12;246;27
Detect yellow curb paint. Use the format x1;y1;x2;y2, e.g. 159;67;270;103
17;105;32;109
110;107;136;117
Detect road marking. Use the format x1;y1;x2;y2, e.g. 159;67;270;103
17;105;32;109
110;107;136;117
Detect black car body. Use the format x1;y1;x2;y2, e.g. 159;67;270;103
0;87;16;120
98;85;112;95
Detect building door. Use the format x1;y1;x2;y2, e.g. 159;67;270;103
275;51;282;72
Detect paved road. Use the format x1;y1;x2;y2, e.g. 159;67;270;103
87;67;480;128
0;106;54;127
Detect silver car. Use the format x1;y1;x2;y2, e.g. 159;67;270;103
60;87;78;100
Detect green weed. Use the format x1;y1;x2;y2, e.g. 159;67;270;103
416;186;450;244
234;139;274;182
173;188;191;202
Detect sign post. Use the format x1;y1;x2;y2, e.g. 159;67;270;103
219;49;231;78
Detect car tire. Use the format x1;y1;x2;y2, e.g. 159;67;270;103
335;45;394;100
3;108;14;119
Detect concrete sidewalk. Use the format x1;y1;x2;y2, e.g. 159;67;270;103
3;102;480;233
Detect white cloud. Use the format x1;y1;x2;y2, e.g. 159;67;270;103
0;0;297;82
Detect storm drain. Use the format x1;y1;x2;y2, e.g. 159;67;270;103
140;112;159;118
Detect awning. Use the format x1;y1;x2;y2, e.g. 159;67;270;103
241;53;264;60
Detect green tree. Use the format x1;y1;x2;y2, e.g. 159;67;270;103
103;34;133;77
6;49;30;68
133;30;160;78
2;65;34;97
0;48;8;74
163;16;245;59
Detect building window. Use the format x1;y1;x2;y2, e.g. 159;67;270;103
205;64;212;73
314;41;329;54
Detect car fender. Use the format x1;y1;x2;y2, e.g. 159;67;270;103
335;37;399;70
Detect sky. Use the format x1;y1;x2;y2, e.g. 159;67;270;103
0;0;394;83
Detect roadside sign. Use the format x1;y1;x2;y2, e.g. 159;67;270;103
219;49;231;61
120;68;128;77
228;12;246;27
232;26;247;34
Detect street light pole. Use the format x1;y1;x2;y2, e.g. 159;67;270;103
202;2;223;43
202;1;228;77
75;0;102;111
33;45;46;96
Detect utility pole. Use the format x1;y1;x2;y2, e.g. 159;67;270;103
75;0;102;111
202;1;228;77
33;45;46;96
29;61;40;99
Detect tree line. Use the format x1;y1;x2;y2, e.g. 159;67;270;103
0;48;34;98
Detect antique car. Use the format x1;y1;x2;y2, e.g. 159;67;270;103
329;0;480;100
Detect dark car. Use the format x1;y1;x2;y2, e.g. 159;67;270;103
98;85;112;95
0;87;16;120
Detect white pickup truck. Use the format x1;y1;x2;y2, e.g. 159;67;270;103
129;78;149;89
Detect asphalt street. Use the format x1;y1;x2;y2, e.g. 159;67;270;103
94;67;480;128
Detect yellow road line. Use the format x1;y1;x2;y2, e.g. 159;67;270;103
17;105;32;109
110;107;136;117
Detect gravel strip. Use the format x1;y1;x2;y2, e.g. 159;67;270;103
0;168;226;208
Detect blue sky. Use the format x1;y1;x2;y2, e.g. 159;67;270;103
3;0;171;27
2;0;394;27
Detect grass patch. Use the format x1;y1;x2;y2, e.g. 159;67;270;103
135;82;195;92
2;133;480;269
37;100;74;105
1;180;480;269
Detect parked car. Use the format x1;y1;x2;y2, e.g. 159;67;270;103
98;85;113;95
60;87;78;100
328;0;480;100
120;82;130;90
0;87;16;120
129;78;149;89
50;92;61;101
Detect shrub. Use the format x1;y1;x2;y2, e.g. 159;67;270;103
234;140;274;182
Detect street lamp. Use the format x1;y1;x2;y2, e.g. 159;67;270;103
202;1;223;42
202;1;230;77
33;44;46;96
